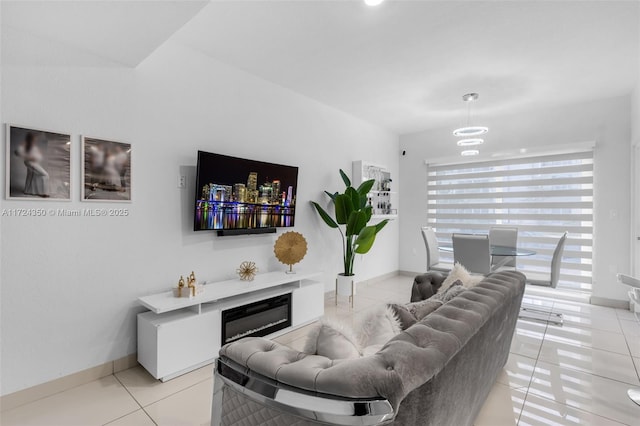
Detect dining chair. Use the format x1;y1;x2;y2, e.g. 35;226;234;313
452;233;491;275
489;226;518;269
420;226;452;273
525;232;568;288
520;232;568;325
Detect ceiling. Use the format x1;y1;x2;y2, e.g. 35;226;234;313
2;1;638;135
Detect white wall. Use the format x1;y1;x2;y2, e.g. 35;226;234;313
0;40;399;395
399;95;632;303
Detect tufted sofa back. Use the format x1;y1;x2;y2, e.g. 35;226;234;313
215;271;525;426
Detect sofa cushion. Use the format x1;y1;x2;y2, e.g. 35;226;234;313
303;319;361;359
438;263;484;294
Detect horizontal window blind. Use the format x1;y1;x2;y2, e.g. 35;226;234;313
427;151;593;292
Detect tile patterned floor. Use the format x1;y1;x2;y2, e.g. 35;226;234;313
2;275;639;425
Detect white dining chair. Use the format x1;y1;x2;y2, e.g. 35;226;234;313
452;233;491;275
520;232;568;325
489;226;518;269
420;226;452;273
525;232;567;288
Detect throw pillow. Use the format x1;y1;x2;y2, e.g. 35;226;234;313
405;298;444;321
432;280;467;303
388;303;418;330
303;319;361;360
438;262;484;293
355;305;403;347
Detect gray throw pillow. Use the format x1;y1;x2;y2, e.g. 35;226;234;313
388;303;417;330
406;298;444;320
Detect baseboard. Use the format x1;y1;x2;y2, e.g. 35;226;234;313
0;353;138;412
399;270;422;277
357;271;400;286
323;271;402;294
589;296;630;309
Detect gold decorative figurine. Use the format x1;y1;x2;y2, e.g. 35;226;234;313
187;271;197;297
237;261;258;281
274;231;308;273
177;276;185;297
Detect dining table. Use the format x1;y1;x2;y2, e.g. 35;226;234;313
439;244;536;271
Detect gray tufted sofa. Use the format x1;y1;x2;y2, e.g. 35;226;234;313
211;271;525;426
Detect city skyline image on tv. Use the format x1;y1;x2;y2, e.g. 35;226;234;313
194;151;298;231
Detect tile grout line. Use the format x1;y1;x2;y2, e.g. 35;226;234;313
516;299;552;426
616;313;640;381
101;374;152;426
518;301;636;426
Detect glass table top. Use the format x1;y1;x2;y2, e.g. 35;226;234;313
439;245;536;256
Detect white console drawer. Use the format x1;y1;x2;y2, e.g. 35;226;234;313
138;309;220;380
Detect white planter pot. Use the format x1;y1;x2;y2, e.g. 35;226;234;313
336;274;356;296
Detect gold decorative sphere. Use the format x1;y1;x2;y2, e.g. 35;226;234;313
274;231;308;273
237;261;258;281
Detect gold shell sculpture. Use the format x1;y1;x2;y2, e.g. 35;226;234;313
237;261;258;281
274;231;308;273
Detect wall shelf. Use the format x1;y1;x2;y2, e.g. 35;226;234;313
352;160;398;220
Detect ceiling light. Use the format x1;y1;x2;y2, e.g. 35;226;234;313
453;126;488;137
461;149;480;156
457;138;484;147
364;0;385;6
453;93;488;137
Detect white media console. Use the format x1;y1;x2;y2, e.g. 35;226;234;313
137;271;324;381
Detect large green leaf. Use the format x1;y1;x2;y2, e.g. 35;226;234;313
346;210;367;237
345;187;360;212
356;179;375;197
374;219;390;234
339;169;351;188
324;191;338;201
334;193;354;224
363;205;373;223
310;202;339;228
354;226;377;254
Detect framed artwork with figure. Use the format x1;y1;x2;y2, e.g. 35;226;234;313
5;124;71;201
81;136;132;202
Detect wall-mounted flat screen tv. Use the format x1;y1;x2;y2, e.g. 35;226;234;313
194;151;298;232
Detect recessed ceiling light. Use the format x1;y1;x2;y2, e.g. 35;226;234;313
457;138;484;147
461;149;480;156
364;0;385;6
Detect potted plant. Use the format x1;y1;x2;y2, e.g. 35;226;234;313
311;170;389;298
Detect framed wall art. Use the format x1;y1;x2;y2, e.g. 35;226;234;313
5;124;71;200
81;136;131;202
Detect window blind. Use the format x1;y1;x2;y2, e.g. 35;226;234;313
427;151;593;292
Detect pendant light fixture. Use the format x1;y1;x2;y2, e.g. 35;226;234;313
453;93;488;137
457;138;484;147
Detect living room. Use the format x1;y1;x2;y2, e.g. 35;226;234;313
1;1;639;425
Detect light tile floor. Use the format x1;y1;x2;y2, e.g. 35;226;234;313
2;275;639;425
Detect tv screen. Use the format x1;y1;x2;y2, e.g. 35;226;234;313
194;151;298;231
